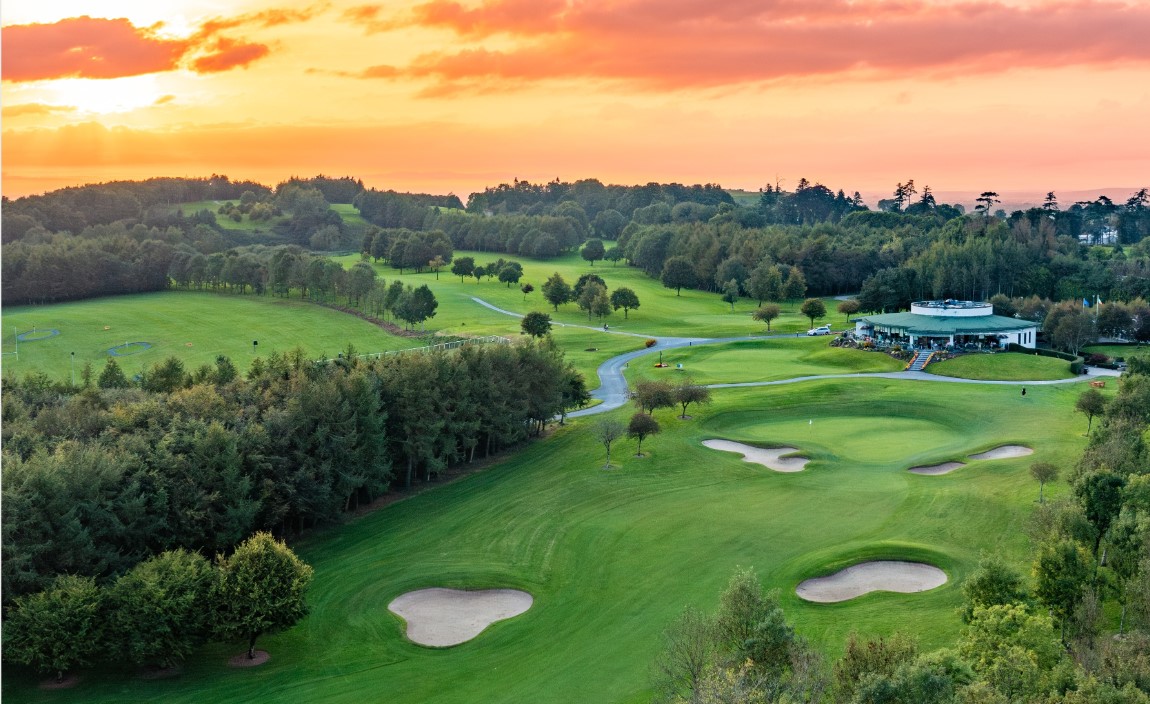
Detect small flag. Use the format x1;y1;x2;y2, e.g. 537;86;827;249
1083;298;1090;307
809;419;813;425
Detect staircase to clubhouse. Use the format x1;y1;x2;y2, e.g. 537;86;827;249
906;350;934;372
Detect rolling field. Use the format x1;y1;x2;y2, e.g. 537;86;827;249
3;374;1097;704
0;292;419;381
336;250;833;339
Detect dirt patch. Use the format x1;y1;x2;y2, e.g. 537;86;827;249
702;439;808;472
908;461;966;476
969;445;1034;461
389;588;533;647
796;561;947;603
227;651;270;668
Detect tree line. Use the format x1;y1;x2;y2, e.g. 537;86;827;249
4;533;312;682
1;339;588;605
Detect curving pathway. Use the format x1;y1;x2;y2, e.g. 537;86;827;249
470;296;1120;418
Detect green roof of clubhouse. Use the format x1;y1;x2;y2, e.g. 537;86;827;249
858;312;1036;336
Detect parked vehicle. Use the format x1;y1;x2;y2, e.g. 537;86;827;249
807;325;832;336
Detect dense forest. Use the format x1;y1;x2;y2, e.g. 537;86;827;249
1;338;588;604
4;176;1149;311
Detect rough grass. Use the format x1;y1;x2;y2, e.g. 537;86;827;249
1;377;1093;704
927;352;1076;381
1;292;417;381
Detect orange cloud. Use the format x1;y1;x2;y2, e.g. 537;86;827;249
1;16;191;82
368;0;1150;90
2;103;77;118
192;38;271;73
1;7;322;83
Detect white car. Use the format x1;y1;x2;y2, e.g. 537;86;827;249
807;325;832;336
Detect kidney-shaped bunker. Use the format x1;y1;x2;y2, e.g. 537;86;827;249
796;561;946;603
389;588;533;647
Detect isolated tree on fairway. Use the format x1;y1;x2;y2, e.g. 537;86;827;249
521;311;552;338
675;377;712;419
628;412;660;456
428;255;446;279
581;238;605;266
499;263;523;288
410;284;438;330
213;532;314;660
1029;462;1059;505
783;268;807;304
5;575;105;683
451;256;475;282
752;304;781;332
800;298;827;328
632;379;676;417
591;287;612;321
609;287;640;319
542;272;573;311
1075;389;1106;435
661;256;697;296
98;358;130;389
110;549;214;668
471;265;485;283
837;299;860;323
520;282;534;300
721;279;740;311
594;419;625;469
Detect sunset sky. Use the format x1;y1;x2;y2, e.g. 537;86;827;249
3;0;1148;203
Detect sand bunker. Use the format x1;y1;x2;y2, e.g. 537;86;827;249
796;561;947;603
908;461;966;476
388;588;533;646
702;439;809;472
969;445;1033;461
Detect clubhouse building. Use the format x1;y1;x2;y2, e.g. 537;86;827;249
854;300;1038;350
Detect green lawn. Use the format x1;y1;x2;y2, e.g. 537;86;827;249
0;292;418;381
1082;344;1148;361
2;378;1093;704
625;338;904;385
339;250;839;339
926;352;1076;381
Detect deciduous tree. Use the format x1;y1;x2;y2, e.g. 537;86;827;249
593;419;625;469
521;311;552;338
752;304;781;331
800;298;827;328
542;272;573;311
674;377;711;419
609;287;640;319
581;238;605;266
212;532;314;660
661;256;697;296
627;412;660;456
1030;462;1059;505
5;575;106;683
